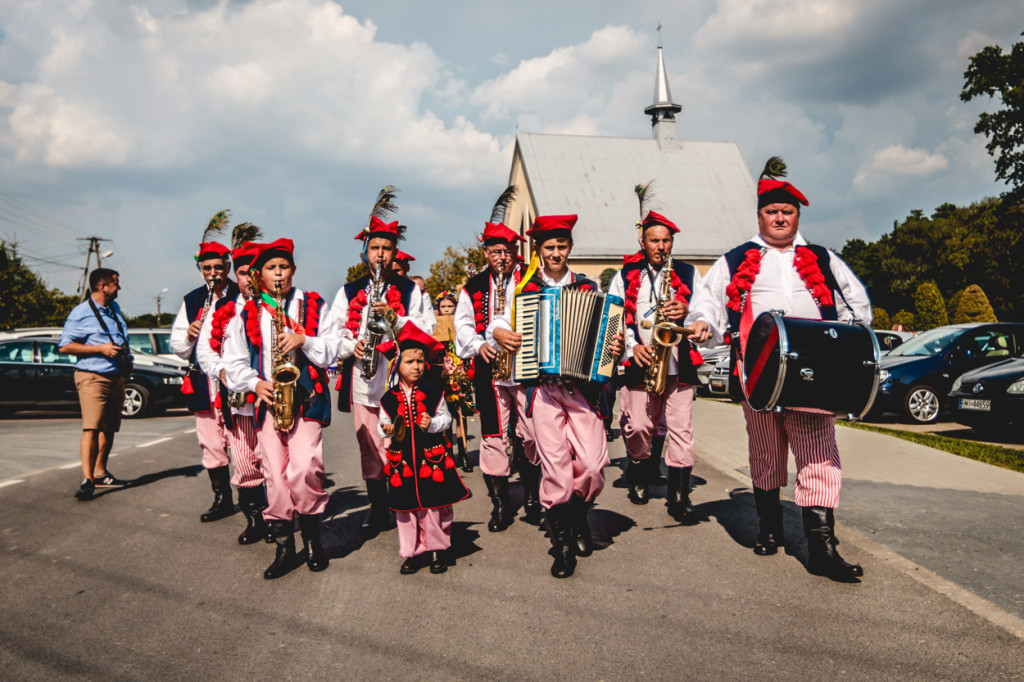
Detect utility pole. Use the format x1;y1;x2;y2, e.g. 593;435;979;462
155;288;169;327
77;236;112;301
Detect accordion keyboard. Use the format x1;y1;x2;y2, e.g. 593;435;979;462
512;295;540;381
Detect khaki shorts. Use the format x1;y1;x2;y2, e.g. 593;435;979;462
75;371;125;432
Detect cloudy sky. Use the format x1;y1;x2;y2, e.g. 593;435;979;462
1;0;1019;316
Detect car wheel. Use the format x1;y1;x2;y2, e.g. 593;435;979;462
904;385;939;423
123;383;151;418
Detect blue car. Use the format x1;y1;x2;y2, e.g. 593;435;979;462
874;323;1024;423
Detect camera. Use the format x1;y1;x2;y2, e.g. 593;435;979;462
116;347;134;377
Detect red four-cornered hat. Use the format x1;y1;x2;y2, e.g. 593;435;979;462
354;215;404;241
526;214;577;242
252;238;295;269
196;241;230;261
231;242;262;269
639;210;679;234
481;222;525;245
757;179;809;208
394;249;415;264
377;321;446;360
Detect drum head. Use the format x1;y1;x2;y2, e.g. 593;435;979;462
742;313;785;411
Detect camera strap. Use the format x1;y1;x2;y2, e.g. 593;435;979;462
87;298;127;347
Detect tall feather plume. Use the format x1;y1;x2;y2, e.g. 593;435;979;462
202;210;230;243
634;181;656;219
489;185;518;225
230;222;263;249
370;185;400;221
759;156;787;181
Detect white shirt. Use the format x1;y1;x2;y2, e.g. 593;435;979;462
453;270;520;387
377;385;453;437
420;290;436;332
686;233;872;346
331;277;434;407
196;293;253;417
221;288;341;394
170;286;231;395
609;262;705;376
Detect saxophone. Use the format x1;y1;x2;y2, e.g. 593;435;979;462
361;260;395;380
491;266;513;381
270;281;300;431
643;254;690;394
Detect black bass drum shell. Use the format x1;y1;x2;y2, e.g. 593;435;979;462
741;312;880;417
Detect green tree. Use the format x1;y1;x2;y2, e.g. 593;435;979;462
871;307;891;331
946;289;964;323
599;268;617;292
0;241;78;329
953;284;998;323
913;282;948;331
425;245;487;298
126;313;174;328
346;261;370;283
961;33;1024;200
891;310;916;332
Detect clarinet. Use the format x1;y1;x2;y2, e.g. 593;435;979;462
182;276;220;395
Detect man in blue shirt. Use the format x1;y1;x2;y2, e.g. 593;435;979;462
59;268;132;500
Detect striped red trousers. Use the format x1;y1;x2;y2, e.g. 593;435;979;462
741;402;842;508
226;416;263;489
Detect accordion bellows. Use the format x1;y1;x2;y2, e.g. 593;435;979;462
513;287;624;384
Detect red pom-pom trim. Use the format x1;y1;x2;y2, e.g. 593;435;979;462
419;463;432;478
431;468;445;483
726;249;764;314
209;301;237;354
181;375;194;395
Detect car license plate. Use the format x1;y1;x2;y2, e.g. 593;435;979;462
710;378;726;390
959;398;991;412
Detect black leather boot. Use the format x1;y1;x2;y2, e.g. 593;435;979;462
200;466;235;522
361;478;393;538
263;520;298;580
547;503;576;579
236;485;270;545
648;435;668;484
298;513;329;572
518;459;543;525
483;475;512;532
666;467;696;523
569;495;593;557
802;506;863;581
753;487;785;555
429;550;448;574
626;457;649;505
457;433;473;472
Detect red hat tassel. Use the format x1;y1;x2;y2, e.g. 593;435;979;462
181;375;194;395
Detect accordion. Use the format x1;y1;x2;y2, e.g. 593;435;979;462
512;287;624;384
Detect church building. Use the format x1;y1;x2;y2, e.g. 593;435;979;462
502;43;757;279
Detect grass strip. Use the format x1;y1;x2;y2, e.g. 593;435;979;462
840;420;1024;474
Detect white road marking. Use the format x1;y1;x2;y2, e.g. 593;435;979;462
0;479;25;489
59;463;81;470
137;437;173;448
184;428;196;434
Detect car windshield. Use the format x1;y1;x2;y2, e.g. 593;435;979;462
887;328;963;357
154;334;174;355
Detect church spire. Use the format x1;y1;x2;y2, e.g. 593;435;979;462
644;31;682;146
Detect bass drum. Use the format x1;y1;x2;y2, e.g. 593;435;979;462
741;312;880;418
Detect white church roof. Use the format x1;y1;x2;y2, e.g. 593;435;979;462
516;131;757;260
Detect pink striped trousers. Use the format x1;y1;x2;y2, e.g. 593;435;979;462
226;416;263;488
195;407;230;470
742;402;842;508
396;506;453;558
353;404;387;481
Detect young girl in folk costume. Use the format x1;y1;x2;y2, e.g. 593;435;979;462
377;322;471;575
221;238;341;580
432;290;475;472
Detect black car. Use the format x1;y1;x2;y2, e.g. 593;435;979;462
873;323;1024;423
0;336;187;418
949;357;1024;435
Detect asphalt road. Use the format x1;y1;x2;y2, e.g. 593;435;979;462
1;401;1023;680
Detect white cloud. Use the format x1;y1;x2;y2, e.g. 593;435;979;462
853;145;949;194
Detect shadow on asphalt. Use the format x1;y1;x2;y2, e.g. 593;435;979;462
124;464;204;489
698;488;807;565
323;484;374;560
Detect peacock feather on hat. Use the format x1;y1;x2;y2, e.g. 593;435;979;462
634;180;656;220
202;210;230;243
230;222;263;249
759;156;787;181
489;185;517;226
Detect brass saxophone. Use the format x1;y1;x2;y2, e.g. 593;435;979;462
361;260;396;380
491;267;513;381
270;281;300;431
643;254;690;394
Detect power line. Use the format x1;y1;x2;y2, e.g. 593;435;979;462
0;191;84;240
